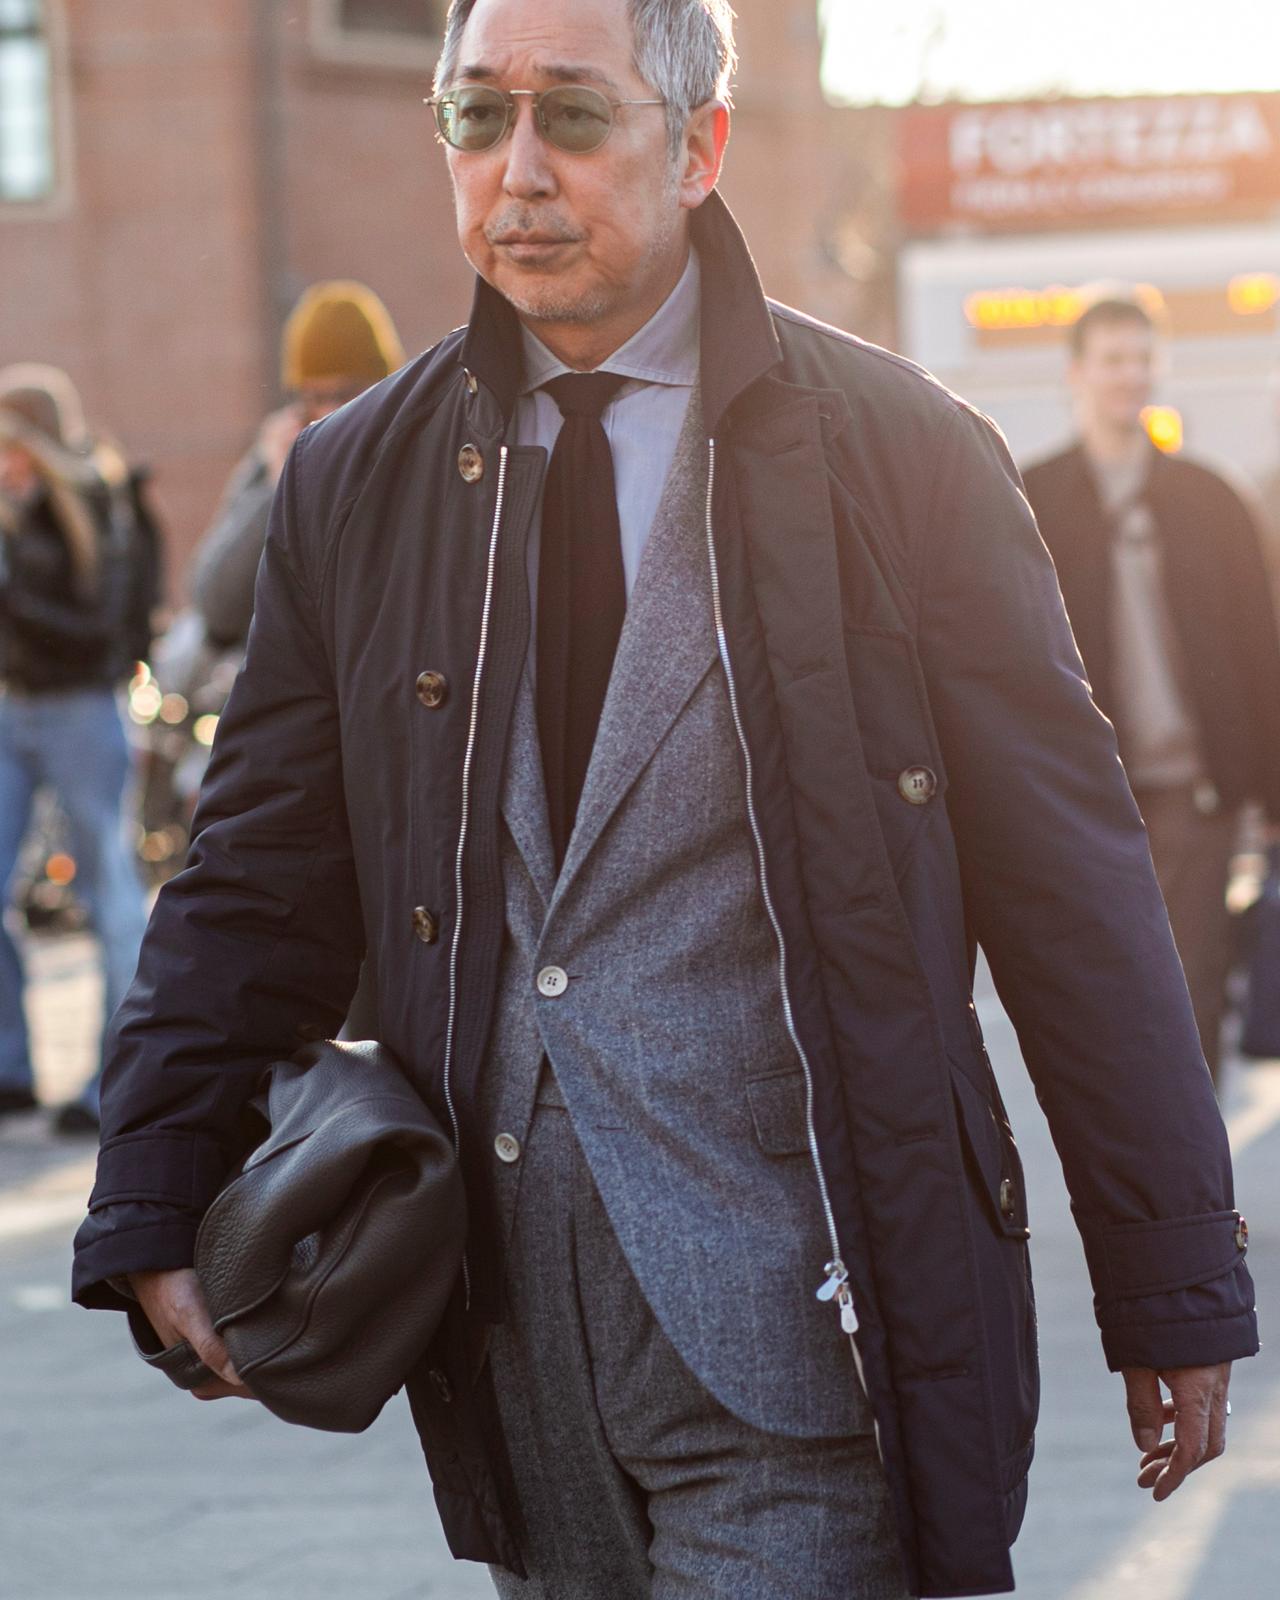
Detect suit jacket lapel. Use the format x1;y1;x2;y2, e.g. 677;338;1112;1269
551;390;716;907
499;659;557;907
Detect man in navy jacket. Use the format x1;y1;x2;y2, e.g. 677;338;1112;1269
72;3;1255;1595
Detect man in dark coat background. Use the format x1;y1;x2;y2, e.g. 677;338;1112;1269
1023;297;1280;1082
72;3;1255;1596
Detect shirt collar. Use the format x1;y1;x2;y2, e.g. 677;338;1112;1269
518;249;701;396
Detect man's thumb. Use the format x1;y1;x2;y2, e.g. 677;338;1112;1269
1123;1367;1164;1452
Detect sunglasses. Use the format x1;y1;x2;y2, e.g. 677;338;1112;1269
426;85;666;155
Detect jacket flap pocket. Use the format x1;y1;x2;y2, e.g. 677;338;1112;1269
949;1056;1028;1239
746;1073;811;1158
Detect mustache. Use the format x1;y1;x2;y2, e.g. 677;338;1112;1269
485;209;585;244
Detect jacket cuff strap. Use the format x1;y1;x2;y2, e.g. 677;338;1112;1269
87;1130;229;1213
1081;1209;1248;1301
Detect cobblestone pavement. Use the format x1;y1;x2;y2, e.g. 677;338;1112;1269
1;937;1276;1598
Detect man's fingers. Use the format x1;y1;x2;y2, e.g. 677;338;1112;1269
1122;1363;1232;1499
1137;1439;1175;1489
1149;1376;1215;1501
1204;1382;1230;1465
129;1268;247;1391
1122;1367;1167;1453
191;1376;257;1402
189;1325;246;1391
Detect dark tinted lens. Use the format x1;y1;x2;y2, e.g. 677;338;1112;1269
440;87;509;151
539;86;614;152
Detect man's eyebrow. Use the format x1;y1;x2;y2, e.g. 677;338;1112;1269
540;62;623;92
453;61;624;94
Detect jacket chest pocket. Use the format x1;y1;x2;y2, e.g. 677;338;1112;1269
844;625;947;876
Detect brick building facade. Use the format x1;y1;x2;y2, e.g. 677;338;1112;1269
0;1;882;586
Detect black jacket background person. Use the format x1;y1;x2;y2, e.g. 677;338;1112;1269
1023;442;1280;821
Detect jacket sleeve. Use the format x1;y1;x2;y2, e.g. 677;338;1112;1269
916;405;1257;1372
72;425;364;1309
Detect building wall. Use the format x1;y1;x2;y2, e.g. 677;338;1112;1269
0;0;872;592
1;1;270;578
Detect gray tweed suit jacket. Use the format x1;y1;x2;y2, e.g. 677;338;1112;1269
478;394;867;1440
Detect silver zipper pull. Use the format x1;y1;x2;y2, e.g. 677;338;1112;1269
838;1282;859;1335
816;1258;848;1303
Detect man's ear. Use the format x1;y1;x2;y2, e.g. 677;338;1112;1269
677;100;730;210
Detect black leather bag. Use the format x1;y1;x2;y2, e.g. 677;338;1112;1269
129;1039;465;1433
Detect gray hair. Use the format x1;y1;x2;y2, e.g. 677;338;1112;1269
433;0;737;157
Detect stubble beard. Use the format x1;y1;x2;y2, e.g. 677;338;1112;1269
488;169;682;329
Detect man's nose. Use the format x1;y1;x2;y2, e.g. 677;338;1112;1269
502;102;557;198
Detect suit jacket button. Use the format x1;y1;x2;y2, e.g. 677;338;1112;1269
898;766;937;806
457;443;484;482
537;965;569;998
416;671;449;709
494;1132;521;1164
412;906;439;944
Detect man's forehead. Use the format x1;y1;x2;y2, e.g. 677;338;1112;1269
1086;326;1156;357
456;59;625;94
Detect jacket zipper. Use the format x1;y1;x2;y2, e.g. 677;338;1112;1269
702;437;869;1393
443;444;510;1307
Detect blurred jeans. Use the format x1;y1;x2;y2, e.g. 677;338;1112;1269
0;687;148;1108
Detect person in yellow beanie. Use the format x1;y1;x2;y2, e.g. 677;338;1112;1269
189;282;404;651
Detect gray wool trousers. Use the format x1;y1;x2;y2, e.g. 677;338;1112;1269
486;1099;913;1600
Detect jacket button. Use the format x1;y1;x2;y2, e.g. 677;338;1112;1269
457;443;484;483
537;965;569;998
412;906;439;945
494;1132;521;1164
428;1367;453;1403
999;1178;1017;1221
416;671;449;709
898;766;937;806
1235;1216;1249;1251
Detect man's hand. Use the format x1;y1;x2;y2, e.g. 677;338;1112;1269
129;1268;256;1403
1123;1363;1230;1500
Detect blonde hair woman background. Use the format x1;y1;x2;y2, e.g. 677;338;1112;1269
0;365;155;1135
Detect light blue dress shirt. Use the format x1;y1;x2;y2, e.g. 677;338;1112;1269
511;249;701;629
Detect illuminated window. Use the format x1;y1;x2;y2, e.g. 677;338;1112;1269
0;0;54;203
336;0;446;36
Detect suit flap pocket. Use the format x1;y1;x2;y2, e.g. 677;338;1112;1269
746;1073;812;1158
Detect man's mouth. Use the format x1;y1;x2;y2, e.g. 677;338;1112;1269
493;234;581;254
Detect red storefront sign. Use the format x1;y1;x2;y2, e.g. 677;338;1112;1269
899;94;1280;236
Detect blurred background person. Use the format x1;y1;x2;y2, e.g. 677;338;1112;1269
0;366;158;1134
1023;297;1280;1083
1256;359;1280;610
132;283;406;885
188;280;405;659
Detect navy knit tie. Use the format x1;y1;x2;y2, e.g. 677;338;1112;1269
536;370;628;870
